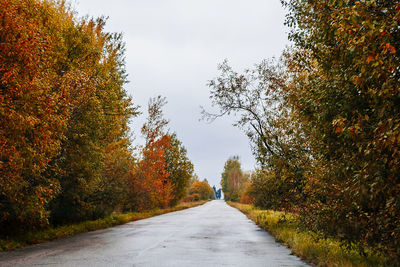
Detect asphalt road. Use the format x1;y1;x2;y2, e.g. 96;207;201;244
0;200;310;267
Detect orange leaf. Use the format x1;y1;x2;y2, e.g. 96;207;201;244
367;55;374;63
386;43;396;54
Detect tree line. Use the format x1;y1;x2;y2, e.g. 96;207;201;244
209;0;399;262
0;0;215;235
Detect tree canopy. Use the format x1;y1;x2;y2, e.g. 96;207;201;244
220;157;248;201
0;0;196;235
207;0;400;261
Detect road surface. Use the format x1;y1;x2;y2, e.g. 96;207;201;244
0;200;309;266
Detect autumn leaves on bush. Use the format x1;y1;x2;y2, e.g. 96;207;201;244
0;0;213;235
209;0;400;263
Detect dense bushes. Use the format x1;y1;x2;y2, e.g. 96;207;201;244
0;0;135;230
186;180;215;201
283;0;400;260
0;0;195;235
208;0;400;262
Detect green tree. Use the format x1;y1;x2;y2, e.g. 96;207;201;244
220;157;248;201
165;134;194;206
49;19;136;224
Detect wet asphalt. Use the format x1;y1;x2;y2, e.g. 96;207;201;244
0;200;310;267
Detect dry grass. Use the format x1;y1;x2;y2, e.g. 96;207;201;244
228;202;392;267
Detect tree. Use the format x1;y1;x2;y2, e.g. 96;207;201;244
220;157;248;201
165;134;194;206
128;96;196;209
204;60;286;166
49;19;137;224
128;96;172;210
0;0;137;230
204;60;310;208
0;0;72;231
282;0;400;259
188;180;215;201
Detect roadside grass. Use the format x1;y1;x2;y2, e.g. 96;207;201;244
0;200;207;252
228;202;393;267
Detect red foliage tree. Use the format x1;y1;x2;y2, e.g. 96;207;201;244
128;96;173;210
0;0;73;228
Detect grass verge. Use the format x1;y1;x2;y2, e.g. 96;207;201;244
228;202;392;267
0;200;207;252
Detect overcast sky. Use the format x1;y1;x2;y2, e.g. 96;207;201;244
74;0;290;188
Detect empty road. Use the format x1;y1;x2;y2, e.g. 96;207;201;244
0;200;309;266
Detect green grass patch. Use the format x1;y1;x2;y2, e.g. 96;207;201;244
228;202;393;267
0;201;207;252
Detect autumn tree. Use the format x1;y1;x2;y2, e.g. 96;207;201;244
128;96;196;210
205;60;310;208
128;96;172;210
0;0;83;230
188;180;215;201
220;157;249;201
0;0;137;230
282;0;400;259
165;133;194;206
48;19;136;224
204;0;399;261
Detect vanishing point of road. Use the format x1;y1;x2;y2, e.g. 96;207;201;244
0;200;310;267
